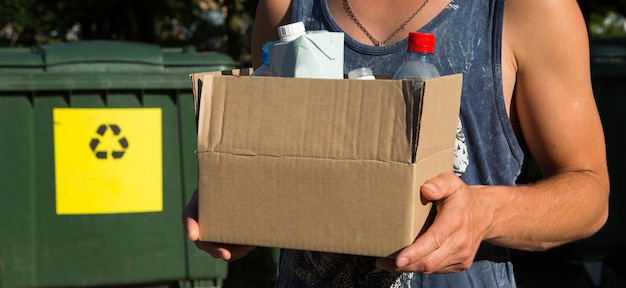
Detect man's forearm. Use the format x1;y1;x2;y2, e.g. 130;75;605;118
482;169;609;251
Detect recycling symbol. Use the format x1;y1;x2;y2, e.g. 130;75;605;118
89;124;129;159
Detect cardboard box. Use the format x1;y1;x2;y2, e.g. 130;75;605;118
191;70;463;257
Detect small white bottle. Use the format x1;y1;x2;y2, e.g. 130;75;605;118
269;21;306;76
348;67;375;80
278;21;306;42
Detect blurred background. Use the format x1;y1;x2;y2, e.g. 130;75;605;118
0;0;625;64
0;0;257;66
1;0;626;288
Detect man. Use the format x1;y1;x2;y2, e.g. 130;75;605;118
184;0;609;286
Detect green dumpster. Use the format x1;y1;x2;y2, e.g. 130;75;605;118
0;40;237;288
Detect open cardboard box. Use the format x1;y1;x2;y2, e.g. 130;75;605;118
190;69;463;257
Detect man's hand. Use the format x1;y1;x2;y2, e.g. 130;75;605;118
376;173;493;274
183;190;256;261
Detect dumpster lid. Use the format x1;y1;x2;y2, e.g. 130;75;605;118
163;52;236;66
0;47;43;68
42;40;163;66
162;47;236;67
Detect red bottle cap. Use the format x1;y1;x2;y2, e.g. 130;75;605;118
407;32;435;53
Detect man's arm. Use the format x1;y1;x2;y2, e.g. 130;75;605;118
490;0;609;249
250;0;292;68
376;0;609;274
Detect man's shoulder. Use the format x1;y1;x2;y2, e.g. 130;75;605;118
504;0;581;20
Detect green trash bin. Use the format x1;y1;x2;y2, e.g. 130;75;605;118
0;40;237;288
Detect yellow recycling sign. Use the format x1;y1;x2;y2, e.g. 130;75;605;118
53;108;163;215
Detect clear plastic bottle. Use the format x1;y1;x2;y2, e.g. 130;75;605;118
392;32;439;85
251;43;273;76
393;32;440;161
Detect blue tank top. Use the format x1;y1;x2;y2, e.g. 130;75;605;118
277;0;524;287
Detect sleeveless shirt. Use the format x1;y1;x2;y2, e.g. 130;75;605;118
276;0;524;287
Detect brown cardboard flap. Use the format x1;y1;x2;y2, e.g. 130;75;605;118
417;74;463;160
197;75;416;163
190;69;252;129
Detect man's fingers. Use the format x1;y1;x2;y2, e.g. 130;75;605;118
182;190;200;241
195;241;229;259
194;242;256;261
185;216;200;241
421;173;463;203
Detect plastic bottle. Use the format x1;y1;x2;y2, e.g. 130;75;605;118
269;21;306;76
393;32;440;162
251;43;273;76
278;21;307;42
348;67;375;80
392;32;440;85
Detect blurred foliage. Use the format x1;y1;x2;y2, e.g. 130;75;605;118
0;0;258;64
590;11;626;38
580;0;626;38
1;0;625;65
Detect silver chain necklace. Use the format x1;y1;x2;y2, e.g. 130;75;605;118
342;0;430;46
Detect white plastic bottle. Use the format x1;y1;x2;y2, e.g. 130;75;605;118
269;21;306;76
251;43;273;76
348;67;375;80
392;32;439;85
